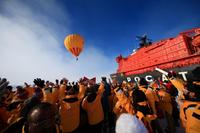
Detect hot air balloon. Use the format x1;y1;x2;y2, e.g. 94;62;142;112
64;34;84;60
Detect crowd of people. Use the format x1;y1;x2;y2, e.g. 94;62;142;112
0;69;200;133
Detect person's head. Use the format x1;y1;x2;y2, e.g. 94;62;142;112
121;81;127;88
183;81;200;100
46;81;49;85
1;89;9;100
127;82;134;90
86;92;97;103
61;78;68;85
16;86;23;92
55;79;59;85
60;79;63;85
6;85;13;92
115;113;148;133
167;70;177;78
72;83;79;93
33;87;43;100
139;78;148;88
16;86;28;100
85;85;98;102
102;77;107;82
66;87;76;96
26;102;56;133
132;89;147;104
86;84;97;95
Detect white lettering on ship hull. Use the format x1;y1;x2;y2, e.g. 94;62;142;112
126;71;188;82
178;71;188;81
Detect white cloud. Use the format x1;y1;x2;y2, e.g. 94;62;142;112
0;0;116;85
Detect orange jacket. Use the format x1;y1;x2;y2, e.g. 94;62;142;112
169;78;185;91
25;86;34;98
157;89;173;114
145;88;159;114
179;100;200;133
78;84;86;100
59;84;66;100
185;104;200;133
113;101;127;117
139;86;147;93
113;87;135;115
42;87;59;105
169;78;185;99
82;83;105;125
59;95;81;132
139;86;159;114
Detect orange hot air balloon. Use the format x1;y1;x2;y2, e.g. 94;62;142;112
64;34;84;60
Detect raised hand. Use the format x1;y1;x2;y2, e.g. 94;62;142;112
33;78;45;88
0;78;9;99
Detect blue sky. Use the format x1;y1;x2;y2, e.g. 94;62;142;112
63;0;200;56
0;0;199;84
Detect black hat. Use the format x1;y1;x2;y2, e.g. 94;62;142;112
132;89;147;103
139;78;148;86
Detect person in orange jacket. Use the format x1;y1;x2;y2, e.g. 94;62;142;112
82;83;105;133
3;86;14;105
127;82;135;98
178;81;200;133
113;85;135;117
157;85;175;133
138;78;163;133
138;78;159;114
42;86;59;105
113;87;126;117
164;80;180;127
101;77;111;123
12;86;29;102
58;79;68;100
59;85;82;133
168;71;186;99
24;83;35;98
77;83;86;100
132;89;157;133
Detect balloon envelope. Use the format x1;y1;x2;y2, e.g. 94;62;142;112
64;34;84;58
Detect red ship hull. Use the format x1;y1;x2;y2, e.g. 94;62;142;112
111;28;200;82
